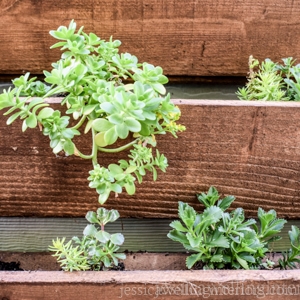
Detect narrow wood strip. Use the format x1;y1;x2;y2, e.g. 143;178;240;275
0;217;298;252
1;269;300;300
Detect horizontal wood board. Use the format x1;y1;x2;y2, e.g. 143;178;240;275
0;217;299;252
1;99;300;218
1;0;300;76
2;270;300;300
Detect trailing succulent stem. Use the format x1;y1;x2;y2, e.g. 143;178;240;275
168;186;300;270
0;20;185;204
237;55;300;101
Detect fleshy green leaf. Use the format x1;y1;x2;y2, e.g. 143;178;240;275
186;253;202;269
124;118;141;132
92;118;114;132
98;190;110;204
236;255;249;269
6;111;22;125
85;211;98;223
108;164;123;176
169;220;188;232
210;255;223;263
25;114;38;128
124;182;135;195
167;229;189;245
95;132;108;147
95;230;111;243
104;127;118;145
116;123;129;139
110;233;125;245
83;224;97;236
38;107;54;119
218;195;235;211
108;113;124;125
63;139;75;155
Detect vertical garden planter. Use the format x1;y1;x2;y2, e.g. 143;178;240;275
1;99;300;299
1;0;300;298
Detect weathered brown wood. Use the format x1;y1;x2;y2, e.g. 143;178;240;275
0;0;300;76
0;252;294;271
1;270;300;300
0;252;189;271
1;99;300;218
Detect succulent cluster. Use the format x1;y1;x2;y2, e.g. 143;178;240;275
168;187;300;270
0;20;185;271
237;56;300;101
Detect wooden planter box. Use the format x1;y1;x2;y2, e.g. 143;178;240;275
1;100;300;299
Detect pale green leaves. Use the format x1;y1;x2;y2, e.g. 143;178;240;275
133;63;169;95
92;117;141;147
168;187;291;270
49;19;78;41
86;207;120;227
256;207;286;241
0;88;15;109
88;164;136;204
0;19;184;209
49;207;125;271
236;56;300;101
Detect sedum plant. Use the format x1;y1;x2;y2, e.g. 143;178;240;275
0;20;185;271
0;19;185;204
49;208;126;271
168;186;300;270
237;55;300;101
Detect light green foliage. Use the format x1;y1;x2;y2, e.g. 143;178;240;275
0;20;185;204
236;55;300;101
279;226;300;269
49;208;126;271
168;186;300;270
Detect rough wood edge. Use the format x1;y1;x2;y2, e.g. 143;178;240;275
1;269;300;300
2;269;300;283
42;97;300;107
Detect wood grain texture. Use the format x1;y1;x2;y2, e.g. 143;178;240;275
1;99;300;218
0;217;298;252
1;270;300;300
0;0;300;76
0;252;189;271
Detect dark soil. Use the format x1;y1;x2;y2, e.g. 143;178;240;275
0;261;23;271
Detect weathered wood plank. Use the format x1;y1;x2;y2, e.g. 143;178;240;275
0;217;298;252
0;0;300;76
0;252;189;271
2;270;300;300
1;99;300;218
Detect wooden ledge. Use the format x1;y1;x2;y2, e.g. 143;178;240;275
1;269;300;300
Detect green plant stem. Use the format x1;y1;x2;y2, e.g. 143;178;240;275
71;115;87;130
91;128;98;167
124;70;135;81
42;85;66;99
75;134;137;161
98;139;138;153
74;128;98;161
74;148;94;160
